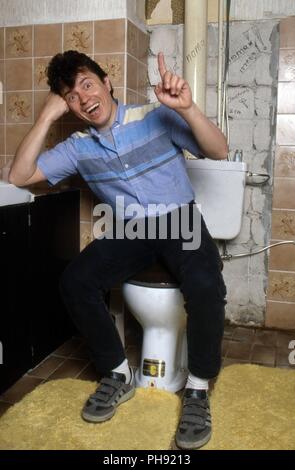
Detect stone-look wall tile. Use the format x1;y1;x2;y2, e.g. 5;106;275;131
127;20;138;58
206;86;217;118
80;222;92;251
94;54;125;87
126;54;138;91
34;58;50;90
64;22;93;54
0;28;4;59
149;27;177;56
228;86;255;120
207;57;217;86
6;92;32;124
253;120;271;152
271;210;295;240
5;26;32;58
255;87;272;119
228;120;254;151
277;115;295;145
280;17;295;49
94;19;125;54
269;240;295;271
272;177;295;209
265;301;295;330
278;82;295;114
5;124;32;155
267;271;295;302
6;58;32;91
279;49;295;82
0;125;4;154
274;146;295;177
34;24;62;57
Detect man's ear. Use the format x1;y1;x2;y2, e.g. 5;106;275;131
103;76;112;92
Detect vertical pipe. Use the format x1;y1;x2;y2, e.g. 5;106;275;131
184;0;208;114
217;0;224;129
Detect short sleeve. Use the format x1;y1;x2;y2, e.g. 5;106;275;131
37;137;78;186
158;105;205;158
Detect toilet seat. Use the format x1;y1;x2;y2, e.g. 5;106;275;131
126;261;179;288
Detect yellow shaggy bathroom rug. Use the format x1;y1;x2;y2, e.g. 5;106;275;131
0;364;294;450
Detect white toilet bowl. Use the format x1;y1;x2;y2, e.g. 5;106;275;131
123;278;188;392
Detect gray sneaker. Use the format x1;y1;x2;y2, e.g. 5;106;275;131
175;389;212;449
82;368;135;423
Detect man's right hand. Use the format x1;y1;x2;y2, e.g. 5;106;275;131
39;92;69;124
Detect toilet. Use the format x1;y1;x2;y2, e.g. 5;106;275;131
122;159;247;392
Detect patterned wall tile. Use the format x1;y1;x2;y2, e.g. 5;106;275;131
272;209;295;240
94;54;125;87
272;177;295;209
64;22;93;54
275;146;295;177
34;58;50;90
267;271;295;302
5;26;32;58
6;92;32;123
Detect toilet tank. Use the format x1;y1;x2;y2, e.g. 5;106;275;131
185;159;247;240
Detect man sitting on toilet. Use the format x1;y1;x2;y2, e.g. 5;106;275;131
9;50;228;450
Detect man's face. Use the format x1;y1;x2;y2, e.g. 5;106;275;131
62;69;117;130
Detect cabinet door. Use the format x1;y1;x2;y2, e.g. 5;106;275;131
0;204;32;394
29;190;80;365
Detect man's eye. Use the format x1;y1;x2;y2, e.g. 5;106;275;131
85;82;92;89
68;95;76;102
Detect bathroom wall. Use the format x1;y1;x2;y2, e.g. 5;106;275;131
146;0;295;328
0;2;149;251
266;17;295;329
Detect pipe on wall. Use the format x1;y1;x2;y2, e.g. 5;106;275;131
183;0;208;113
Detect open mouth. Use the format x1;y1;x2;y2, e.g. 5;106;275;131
86;103;100;115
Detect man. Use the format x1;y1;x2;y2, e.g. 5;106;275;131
9;50;228;450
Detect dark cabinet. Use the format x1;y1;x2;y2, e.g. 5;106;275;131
0;190;80;394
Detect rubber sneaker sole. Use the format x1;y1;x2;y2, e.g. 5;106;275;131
81;386;136;423
176;430;212;450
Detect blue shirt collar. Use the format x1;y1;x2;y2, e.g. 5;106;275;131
89;100;125;138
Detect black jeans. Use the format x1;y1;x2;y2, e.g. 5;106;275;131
59;202;227;379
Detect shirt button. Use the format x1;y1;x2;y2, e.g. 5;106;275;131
125;164;129;169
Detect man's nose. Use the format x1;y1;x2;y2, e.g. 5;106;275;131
79;90;89;105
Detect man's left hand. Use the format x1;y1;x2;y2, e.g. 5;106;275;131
154;52;192;112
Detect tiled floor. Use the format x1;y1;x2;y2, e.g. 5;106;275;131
0;321;294;420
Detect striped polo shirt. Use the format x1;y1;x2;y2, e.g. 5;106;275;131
37;101;203;217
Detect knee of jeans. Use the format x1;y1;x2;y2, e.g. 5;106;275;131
182;269;227;304
59;261;104;302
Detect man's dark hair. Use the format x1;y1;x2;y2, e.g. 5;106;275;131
47;50;113;96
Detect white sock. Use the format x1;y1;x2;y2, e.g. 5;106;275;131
185;372;209;391
111;358;131;384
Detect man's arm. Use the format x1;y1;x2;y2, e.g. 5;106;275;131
8;93;69;186
154;52;228;160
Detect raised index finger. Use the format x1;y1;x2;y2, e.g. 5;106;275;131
158;52;167;79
